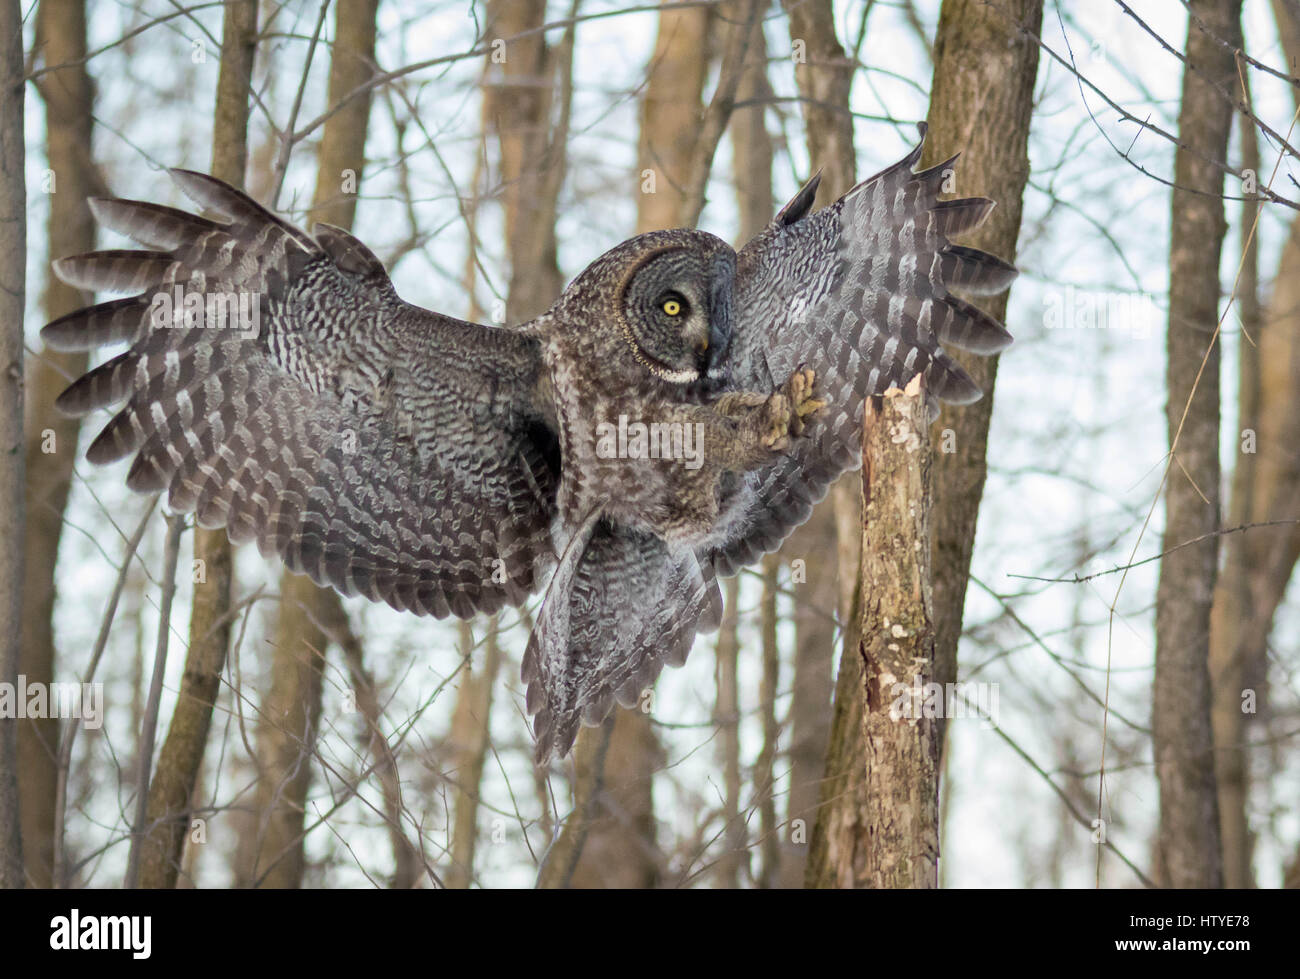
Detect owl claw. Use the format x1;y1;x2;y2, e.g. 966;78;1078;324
783;366;827;438
760;393;793;450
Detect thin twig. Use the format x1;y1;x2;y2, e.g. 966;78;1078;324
123;513;185;888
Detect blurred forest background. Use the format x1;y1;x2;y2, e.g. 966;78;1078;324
1;0;1298;888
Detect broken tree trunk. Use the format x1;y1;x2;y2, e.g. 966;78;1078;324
859;376;940;889
810;376;940;888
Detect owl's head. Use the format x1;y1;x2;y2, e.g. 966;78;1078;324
555;229;735;385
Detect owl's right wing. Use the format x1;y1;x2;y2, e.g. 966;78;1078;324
44;171;560;618
713;124;1016;574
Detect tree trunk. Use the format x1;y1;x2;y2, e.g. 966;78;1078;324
330;601;420;888
237;574;326;887
635;0;711;235
445;621;502;889
308;0;379;232
1153;0;1241;890
1210;0;1300;889
1208;87;1261;891
727;19;784;888
859;379;939;888
20;0;97;889
807;0;1042;889
0;0;26;890
925;0;1042;752
484;0;565;324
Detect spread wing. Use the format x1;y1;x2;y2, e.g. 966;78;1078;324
44;170;560;618
710;123;1016;574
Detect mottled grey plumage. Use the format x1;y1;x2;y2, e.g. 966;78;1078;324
46;125;1015;762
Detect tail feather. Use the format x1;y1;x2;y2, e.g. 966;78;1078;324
523;517;720;762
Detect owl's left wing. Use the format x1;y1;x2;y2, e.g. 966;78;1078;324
44;171;560;618
711;124;1016;574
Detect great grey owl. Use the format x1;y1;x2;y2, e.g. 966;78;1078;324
44;124;1015;761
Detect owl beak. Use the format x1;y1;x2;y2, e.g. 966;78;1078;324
695;336;711;376
703;319;728;379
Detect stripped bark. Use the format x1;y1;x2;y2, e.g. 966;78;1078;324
808;380;941;889
859;378;938;888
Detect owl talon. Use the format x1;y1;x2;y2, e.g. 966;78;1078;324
760;393;792;450
782;366;827;437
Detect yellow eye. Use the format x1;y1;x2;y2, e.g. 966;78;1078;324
662;299;682;316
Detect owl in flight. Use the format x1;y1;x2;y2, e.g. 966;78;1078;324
45;124;1015;761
